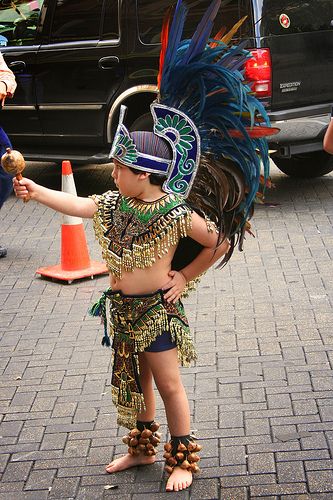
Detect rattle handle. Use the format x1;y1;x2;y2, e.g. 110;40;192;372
16;172;30;203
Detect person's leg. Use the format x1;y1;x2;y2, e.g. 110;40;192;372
144;348;194;492
105;352;157;473
0;165;13;209
0;165;13;257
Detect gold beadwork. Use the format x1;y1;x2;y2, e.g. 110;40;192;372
102;289;197;428
204;214;218;233
92;191;193;279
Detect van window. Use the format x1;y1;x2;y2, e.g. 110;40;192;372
258;0;333;36
0;0;44;46
50;0;103;42
102;0;119;40
137;0;252;45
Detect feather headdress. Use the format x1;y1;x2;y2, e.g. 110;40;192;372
156;0;278;264
110;0;278;265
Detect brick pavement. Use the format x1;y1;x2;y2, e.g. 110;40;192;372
0;161;333;499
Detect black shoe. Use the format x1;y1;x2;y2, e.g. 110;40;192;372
0;245;7;258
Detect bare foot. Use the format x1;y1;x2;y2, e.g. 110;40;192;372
166;466;192;492
105;453;155;473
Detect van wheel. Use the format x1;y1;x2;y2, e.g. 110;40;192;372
129;113;153;132
273;151;333;178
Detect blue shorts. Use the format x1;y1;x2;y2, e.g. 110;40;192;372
145;330;177;352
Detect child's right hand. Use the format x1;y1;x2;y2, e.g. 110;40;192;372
13;177;36;200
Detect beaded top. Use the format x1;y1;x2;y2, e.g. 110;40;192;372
91;190;192;279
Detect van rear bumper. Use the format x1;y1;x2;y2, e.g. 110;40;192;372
268;103;330;145
268;104;331;157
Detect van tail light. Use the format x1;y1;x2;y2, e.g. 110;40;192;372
244;48;272;98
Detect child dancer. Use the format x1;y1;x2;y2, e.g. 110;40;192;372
14;0;276;491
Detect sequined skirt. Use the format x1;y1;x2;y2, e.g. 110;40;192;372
89;288;197;428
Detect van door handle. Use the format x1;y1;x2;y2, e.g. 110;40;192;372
98;56;119;69
8;60;26;72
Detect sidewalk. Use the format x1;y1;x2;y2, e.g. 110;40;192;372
0;162;333;499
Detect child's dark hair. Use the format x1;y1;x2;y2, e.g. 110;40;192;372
128;131;171;186
128;168;166;186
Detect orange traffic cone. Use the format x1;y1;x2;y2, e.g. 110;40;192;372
36;160;108;283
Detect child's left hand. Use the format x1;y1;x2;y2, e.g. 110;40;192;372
162;270;187;303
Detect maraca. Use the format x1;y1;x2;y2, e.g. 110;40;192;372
1;147;30;202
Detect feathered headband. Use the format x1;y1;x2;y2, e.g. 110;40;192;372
110;103;201;197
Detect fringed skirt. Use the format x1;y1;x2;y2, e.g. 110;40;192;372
89;288;197;429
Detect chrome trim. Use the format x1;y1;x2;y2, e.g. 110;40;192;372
22;152;110;163
38;40;99;50
107;84;158;143
2;106;36;111
38;104;103;111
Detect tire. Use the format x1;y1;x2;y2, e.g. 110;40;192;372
273;151;333;178
129;112;153;132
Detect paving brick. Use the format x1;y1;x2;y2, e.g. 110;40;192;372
248;453;276;474
195;404;218;422
0;420;24;437
40;432;67;450
190;478;219;499
307;471;333;493
319;406;333;422
300;432;328;450
18;425;45;443
31;397;57;412
292;400;319;416
0;481;25;494
262;365;287;381
305;460;333;471
242;388;266;403
60;375;85;390
57;464;106;478
24;469;57;490
41;371;65;384
312;377;333;391
218;487;247;499
276;450;330;462
219;411;243;428
80;468;135;486
250;482;307;497
245;417;270;435
132;493;184;500
0;453;10;473
64;438;91;458
220;473;276;487
2;460;33;482
11;392;36;406
287;371;311;385
276;461;305;482
219;465;247;477
48;477;80;499
219;446;247;466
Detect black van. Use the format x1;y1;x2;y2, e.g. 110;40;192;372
1;0;333;177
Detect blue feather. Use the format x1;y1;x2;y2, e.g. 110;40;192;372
158;0;272;240
161;0;188;94
181;0;221;65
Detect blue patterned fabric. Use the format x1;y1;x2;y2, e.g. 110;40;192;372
0;126;13;208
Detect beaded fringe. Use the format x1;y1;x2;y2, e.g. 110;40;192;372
170;318;197;367
111;388;146;429
93;210;192;279
133;305;169;352
89;289;197;429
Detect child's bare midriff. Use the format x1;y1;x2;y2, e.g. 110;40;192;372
109;245;177;295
